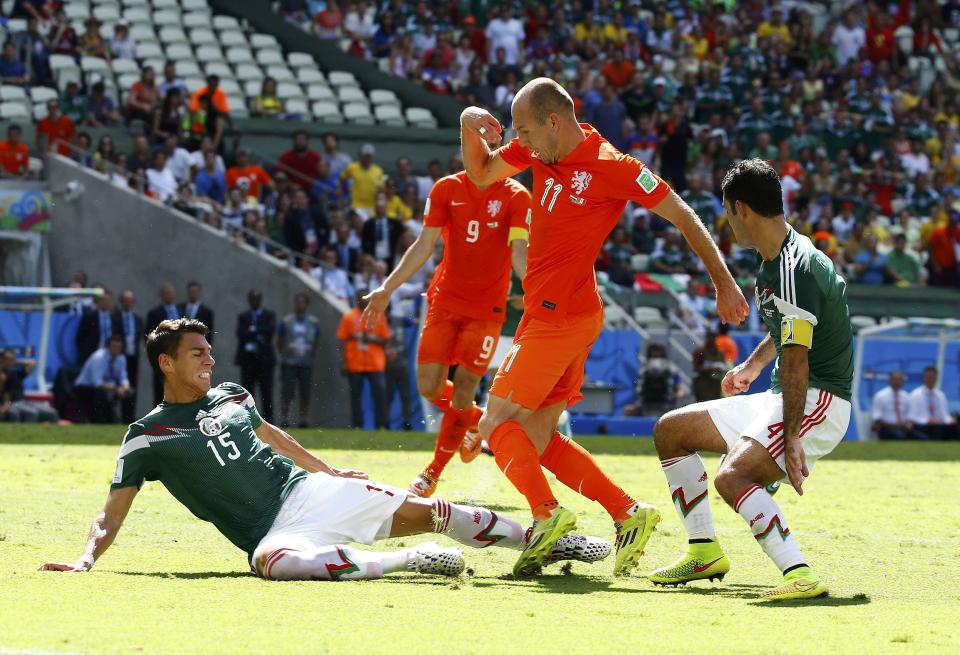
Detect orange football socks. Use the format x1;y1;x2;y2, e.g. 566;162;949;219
425;405;476;479
540;432;636;522
488;420;558;520
430;380;454;413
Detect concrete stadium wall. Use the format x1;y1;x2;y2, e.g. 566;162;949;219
46;155;351;426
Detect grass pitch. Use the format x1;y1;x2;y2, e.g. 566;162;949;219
1;425;958;655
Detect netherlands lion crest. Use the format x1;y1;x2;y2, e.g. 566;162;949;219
487;199;502;217
571;170;592;195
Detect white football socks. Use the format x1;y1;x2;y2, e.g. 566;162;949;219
661;453;716;540
432;499;526;550
258;545;410;581
734;483;805;573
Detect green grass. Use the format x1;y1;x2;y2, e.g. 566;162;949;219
1;425;958;655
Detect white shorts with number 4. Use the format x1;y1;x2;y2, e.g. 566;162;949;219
252;473;407;561
703;387;850;474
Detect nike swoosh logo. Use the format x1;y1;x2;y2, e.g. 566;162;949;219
451;201;466;206
693;557;723;573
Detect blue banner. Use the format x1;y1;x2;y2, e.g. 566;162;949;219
0;311;81;388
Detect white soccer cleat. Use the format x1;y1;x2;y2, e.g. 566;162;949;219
408;541;465;576
544;535;612;565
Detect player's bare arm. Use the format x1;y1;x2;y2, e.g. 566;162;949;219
779;344;811;495
722;334;776;395
362;226;442;327
460;107;521;187
510;238;528;279
254;422;367;479
39;485;139;572
651;190;749;325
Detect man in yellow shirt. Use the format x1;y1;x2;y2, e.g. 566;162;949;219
341;143;386;213
757;9;791;44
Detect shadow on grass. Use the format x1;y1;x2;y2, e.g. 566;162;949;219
4;425;958;462
114;570;252;580
749;593;872;607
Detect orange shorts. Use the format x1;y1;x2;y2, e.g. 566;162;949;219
417;304;503;377
489;310;603;411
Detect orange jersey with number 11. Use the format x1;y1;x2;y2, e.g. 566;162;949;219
498;124;671;326
424;172;531;323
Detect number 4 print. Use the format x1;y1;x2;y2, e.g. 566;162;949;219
541;177;563;212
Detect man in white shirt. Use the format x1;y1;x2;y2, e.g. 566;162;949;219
871;371;912;440
485;4;525;65
162;135;193;184
907;366;956;440
313;247;355;302
831;12;866;66
189;136;225;177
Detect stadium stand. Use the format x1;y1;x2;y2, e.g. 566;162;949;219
0;0;957;433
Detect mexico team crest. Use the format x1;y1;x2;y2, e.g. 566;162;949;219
571;170;592;195
198;416;225;437
487;199;502;217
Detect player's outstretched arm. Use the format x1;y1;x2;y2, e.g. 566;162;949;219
780;344;811;495
460;106;522;187
39;486;139;573
254;421;367;479
362;226;442;327
651;190;749;325
722;334;776;395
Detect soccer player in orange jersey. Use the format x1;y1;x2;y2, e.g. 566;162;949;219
460;78;750;576
362;170;531;497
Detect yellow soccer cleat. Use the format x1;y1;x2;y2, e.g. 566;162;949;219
760;566;828;601
649;540;730;586
613;503;661;576
513;507;577;577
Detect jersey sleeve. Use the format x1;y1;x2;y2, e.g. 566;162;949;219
610;153;672;208
506;186;532;244
423;179;451;228
111;424;153;490
218;382;264;428
779;262;821;349
497;137;533;171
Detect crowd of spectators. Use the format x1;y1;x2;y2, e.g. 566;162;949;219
282;0;960;326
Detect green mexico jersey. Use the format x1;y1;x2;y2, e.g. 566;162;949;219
111;382;307;554
755;226;854;401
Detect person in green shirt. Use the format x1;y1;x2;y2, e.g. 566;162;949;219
40;319;610;580
648;159;853;601
885;233;923;286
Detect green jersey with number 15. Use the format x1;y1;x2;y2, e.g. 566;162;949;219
111;382;306;555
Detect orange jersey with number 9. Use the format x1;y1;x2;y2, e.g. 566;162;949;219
498;124;671;326
423;172;531;323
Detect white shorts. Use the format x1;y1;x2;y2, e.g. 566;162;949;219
703;387;850;474
252;473;407;562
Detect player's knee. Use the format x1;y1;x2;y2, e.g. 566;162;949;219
417;375;444;401
713;465;740;506
652;410;681;454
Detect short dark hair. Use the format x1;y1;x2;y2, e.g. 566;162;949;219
7;124;21;136
107;334;124;346
721;158;784;218
293;129;308;139
924;365;938;375
145;319;209;376
186;280;201;289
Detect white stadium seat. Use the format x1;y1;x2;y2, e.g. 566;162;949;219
117;73;140;89
296;68;326;85
164;43;193;61
235;64;265;82
136;41;163;59
159;26;188;45
204;62;234;80
111;58;140;75
343;102;375;125
0;103;30;120
220;30;248;48
287;52;315;69
189;28;218;46
369;89;399;107
29;87;58;104
93;5;120;22
336;86;367;105
374;104;405;127
152;10;182;27
286;98;310;118
405;107;437;128
0;85;28;102
307;84;335;101
33;102;49;121
251;34;280;50
226;47;255;65
181;0;209;12
151;0;179;9
256;49;284;67
327;70;359;88
311;101;343;123
80;56;110;75
243;79;263;98
184;77;206;93
213;15;241;31
195;45;225;63
130;24;158;44
176;61;203;78
276;82;306;101
122;8;151;25
265;65;295;82
182;12;210;29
